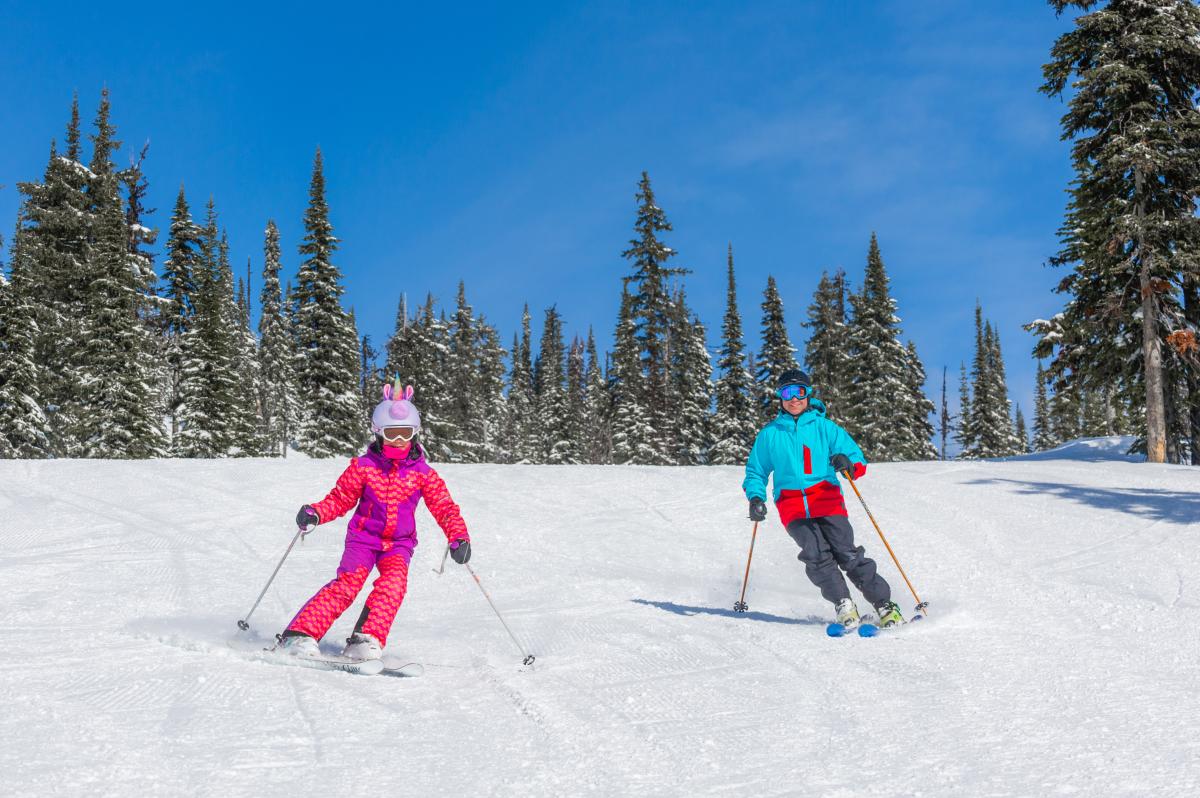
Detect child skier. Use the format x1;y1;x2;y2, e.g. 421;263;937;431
742;369;903;629
277;379;471;660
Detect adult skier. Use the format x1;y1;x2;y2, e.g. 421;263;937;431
742;369;903;629
277;379;471;660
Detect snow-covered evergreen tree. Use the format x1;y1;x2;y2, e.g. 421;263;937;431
754;275;799;427
710;245;757;464
895;341;937;460
610;286;656;464
1032;362;1056;451
504;305;538;463
161;187;201;448
0;221;51;457
621;172;687;464
292;149;363;457
804;268;852;416
257;220;299;456
670;288;714;465
75;90;163;458
963;305;1022;458
844;234;916;461
1037;0;1200;464
473;315;508;463
446;282;483;462
938;367;954;460
229;274;264;456
583;328;611;463
535;306;571;463
955;363;972;454
562;336;587;464
1014;404;1029;454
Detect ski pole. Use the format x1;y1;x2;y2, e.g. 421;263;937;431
463;563;535;666
733;522;759;613
432;543;450;575
842;473;929;616
237;526;308;631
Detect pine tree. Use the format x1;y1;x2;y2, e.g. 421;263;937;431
401;295;453;459
938;367;954;460
474;315;508;463
1032;362;1056;451
161;187;201;448
76;90;164;457
804;268;852;415
955;363;972;455
1039;0;1200;463
504;305;538;463
562;336;587;464
257;220;299;456
621;172;688;463
964;305;1022;458
710;245;758;464
670;288;714;465
610;286;656;464
359;332;380;413
17;96;92;456
844;234;916;460
446;282;482;462
293;149;363;457
755;275;800;426
583;328;611;463
535;306;571;463
896;341;937;460
1014;404;1030;453
0;221;51;457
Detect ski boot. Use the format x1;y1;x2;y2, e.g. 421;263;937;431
834;598;861;629
875;601;904;628
342;632;383;661
276;630;320;657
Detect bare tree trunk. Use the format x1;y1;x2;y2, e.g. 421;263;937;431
1134;170;1167;463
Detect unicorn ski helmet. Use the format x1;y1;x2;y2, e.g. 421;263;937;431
371;377;422;435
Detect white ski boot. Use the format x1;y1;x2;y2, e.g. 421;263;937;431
277;631;320;658
342;632;383;661
834;598;861;629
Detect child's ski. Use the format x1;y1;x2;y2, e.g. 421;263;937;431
258;648;385;676
379;660;425;678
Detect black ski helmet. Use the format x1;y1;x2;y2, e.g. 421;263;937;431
776;369;811;390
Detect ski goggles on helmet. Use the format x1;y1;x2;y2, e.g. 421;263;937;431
381;426;417;442
777;383;812;401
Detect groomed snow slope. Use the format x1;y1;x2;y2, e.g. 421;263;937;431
1;450;1198;797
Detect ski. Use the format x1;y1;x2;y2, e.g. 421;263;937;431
826;612;876;638
858;613;925;637
379;660;425;678
257;648;385;676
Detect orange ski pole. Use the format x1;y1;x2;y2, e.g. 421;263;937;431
733;522;759;612
843;473;929;617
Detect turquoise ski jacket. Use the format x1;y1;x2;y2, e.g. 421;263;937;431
742;398;867;522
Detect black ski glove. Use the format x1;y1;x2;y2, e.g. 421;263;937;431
296;505;319;530
830;453;853;476
449;539;472;564
748;497;767;522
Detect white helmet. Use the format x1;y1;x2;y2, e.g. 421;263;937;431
371;378;422;435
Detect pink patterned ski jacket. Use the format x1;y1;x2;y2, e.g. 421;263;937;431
310;443;468;562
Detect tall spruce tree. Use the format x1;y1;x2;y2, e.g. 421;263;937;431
755;275;800;426
896;341;938;460
1038;0;1200;464
293;149;363;457
710;245;758;464
844;234;916;460
257;220;299;456
583;328;611;463
621;172;688;463
76;90;163;457
1014;404;1030;453
955;363;972;455
804;268;852;415
670;288;714;465
1033;362;1056;451
610;286;656;464
938;367;954;460
474;315;508;463
504;305;538;463
161;187;201;448
964;305;1022;458
0;221;51;457
446;282;482;462
535;306;571;463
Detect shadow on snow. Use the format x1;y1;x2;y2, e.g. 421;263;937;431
966;478;1200;525
631;598;823;626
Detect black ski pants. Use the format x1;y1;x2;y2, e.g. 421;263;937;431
785;515;891;608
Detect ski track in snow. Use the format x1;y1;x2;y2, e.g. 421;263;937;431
1;453;1198;797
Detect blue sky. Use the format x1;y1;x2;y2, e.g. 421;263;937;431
0;1;1079;432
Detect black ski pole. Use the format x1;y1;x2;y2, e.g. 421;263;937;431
237;526;308;632
464;563;535;666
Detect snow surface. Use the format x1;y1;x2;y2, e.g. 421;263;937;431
2;452;1199;797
